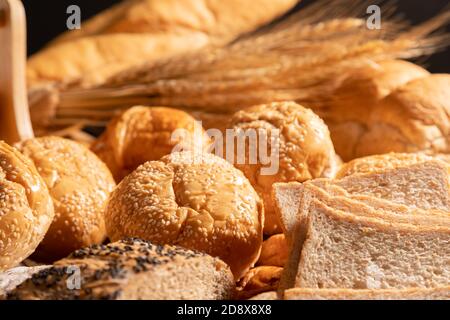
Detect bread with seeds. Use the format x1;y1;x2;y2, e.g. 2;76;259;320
229;101;338;235
105;151;264;280
4;239;235;300
16;137;116;262
0;142;54;271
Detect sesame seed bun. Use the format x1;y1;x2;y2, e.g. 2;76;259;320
91;106;210;181
16;137;116;262
0;141;54;271
230;101;338;234
105;151;264;280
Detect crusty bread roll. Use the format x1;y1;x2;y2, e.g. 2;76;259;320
257;234;288;267
16;137;116;262
313;60;430;161
105;151;264;279
356;74;450;158
335;152;435;178
230;101;338;235
28;0;298;87
0;142;54;271
4;239;235;300
91;106;210;181
236;266;283;299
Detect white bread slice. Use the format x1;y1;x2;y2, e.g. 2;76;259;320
283;287;450;300
333;160;450;210
277;182;450;291
273;159;450;243
294;201;450;289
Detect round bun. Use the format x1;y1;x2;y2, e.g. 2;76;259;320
356;74;450;158
92;106;210;181
316;60;429;161
16;137;116;262
230;101;338;234
0;141;54;271
336;153;435;179
105;151;264;280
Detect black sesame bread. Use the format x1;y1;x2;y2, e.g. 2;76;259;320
0;266;49;298
4;239;235;300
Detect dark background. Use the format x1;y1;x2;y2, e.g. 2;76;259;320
22;0;450;73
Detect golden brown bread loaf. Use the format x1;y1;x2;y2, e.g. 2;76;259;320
28;0;298;87
105;151;264;280
257;234;288;267
4;239;235;300
0;142;54;271
312;60;430;161
27;33;210;88
230;101;338;235
91;106;210;181
16;137;116;262
236;266;283;300
356;74;450;157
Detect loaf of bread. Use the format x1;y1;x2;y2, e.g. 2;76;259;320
4;239;235;300
230;101;338;235
311;60;429;161
290;199;450;289
274;157;450;241
91;106;210;181
28;0;298;87
16;137;116;262
0;266;49;298
356;74;450;158
0;142;54;271
105;151;264;280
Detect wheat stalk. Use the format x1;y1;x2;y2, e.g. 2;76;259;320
32;0;450;130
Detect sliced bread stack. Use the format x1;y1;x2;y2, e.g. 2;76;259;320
272;153;450;299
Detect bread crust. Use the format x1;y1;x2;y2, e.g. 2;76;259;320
0;142;54;271
92;106;210;181
16;137;116;262
105;151;264;279
230;101;338;235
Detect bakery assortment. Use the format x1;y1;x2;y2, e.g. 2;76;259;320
15;137;116;262
0;0;449;301
274;154;450;296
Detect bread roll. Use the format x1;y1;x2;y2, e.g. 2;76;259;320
16;137;116;262
105;151;264;279
356;74;450;157
313;60;429;161
230;101;338;235
257;234;288;267
91;106;210;181
5;239;235;300
28;0;298;87
0;142;54;271
236;266;283;299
